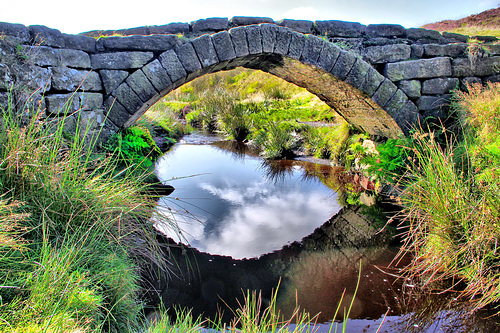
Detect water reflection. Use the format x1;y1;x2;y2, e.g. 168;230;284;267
154;140;341;259
277;247;408;322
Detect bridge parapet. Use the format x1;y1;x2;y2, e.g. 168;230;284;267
0;18;498;143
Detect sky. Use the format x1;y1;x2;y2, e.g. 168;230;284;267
3;0;498;35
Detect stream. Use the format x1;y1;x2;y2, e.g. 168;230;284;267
150;132;500;332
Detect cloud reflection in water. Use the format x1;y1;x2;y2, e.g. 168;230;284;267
155;142;340;259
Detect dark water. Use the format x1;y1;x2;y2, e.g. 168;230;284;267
154;135;341;259
151;133;500;332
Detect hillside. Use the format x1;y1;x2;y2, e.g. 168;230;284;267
422;7;500;37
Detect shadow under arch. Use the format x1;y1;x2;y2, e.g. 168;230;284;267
105;25;419;138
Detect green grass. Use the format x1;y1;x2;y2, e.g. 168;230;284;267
0;94;163;332
449;26;500;37
161;68;350;160
393;82;500;312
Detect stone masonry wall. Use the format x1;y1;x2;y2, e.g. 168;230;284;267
0;17;499;142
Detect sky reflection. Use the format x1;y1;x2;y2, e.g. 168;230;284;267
155;142;340;259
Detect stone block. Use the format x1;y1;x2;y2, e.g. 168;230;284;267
126;69;158;103
191;34;219;67
410;44;424;59
488;45;500;56
393;99;419;134
315;20;365;37
277;19;314;34
422;77;459;95
175;43;202;73
79;109;106;131
362;37;400;47
359;66;385;96
23;46;60;67
59;49;91;69
384;89;409;116
99;70;129;95
212;31;236;62
142;59;173;92
15;65;51;93
316;42;341;72
364;44;411;64
191;18;228;32
45;93;79;115
287;31;306;59
149;23;190;35
51;67;102;92
274;26;292;55
0;22;30;42
111;82;143;114
0;64;13;91
417;94;451;111
16;92;46;115
261;24;278;53
452;56;500;77
230;17;274;26
485;74;500;83
90;52;154;70
442;31;469;43
159;49;187;83
104;97;131;127
62;34;96;53
330;50;357;80
97;34;180;52
460;77;482;90
0;91;10;112
365;24;406;38
119;26;149;36
372;79;397;107
300;35;325;65
79;92;104;111
59;115;76;133
473;35;498;43
424;43;467;57
246;25;263;54
345;59;371;89
229;26;249;58
384;57;452;81
29;25;65;48
397;80;421;98
406;28;443;41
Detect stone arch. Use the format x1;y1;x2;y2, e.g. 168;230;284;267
103;24;419;138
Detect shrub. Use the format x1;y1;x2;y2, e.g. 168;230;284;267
397;83;500;311
104;125;162;169
252;122;305;159
363;137;412;182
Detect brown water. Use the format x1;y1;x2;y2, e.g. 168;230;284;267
151;133;500;332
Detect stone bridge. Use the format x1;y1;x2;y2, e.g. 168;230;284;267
0;17;499;141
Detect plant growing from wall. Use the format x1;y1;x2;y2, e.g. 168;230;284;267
104;125;162;170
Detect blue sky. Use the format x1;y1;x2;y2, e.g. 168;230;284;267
3;0;498;35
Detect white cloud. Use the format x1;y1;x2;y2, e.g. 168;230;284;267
203;190;340;258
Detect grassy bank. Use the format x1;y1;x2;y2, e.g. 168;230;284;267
0;97;163;332
157;68;360;163
364;82;500;312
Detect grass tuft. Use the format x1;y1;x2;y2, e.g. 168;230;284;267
0;93;163;332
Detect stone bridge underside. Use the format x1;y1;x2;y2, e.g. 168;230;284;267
1;17;499;140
